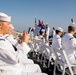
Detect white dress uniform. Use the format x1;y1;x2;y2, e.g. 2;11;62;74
0;12;48;75
37;35;45;43
62;33;76;64
29;31;34;39
52;29;56;37
4;34;34;64
62;33;76;74
45;27;50;41
52;34;62;51
0;35;43;75
4;34;18;47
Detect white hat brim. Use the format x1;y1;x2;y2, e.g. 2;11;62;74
0;16;11;22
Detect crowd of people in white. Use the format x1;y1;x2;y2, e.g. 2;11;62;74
29;18;76;75
0;12;76;75
0;12;48;75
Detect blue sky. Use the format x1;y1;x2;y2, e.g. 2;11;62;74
0;0;76;32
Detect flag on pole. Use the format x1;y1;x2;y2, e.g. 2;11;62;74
34;18;37;29
38;19;41;25
35;17;37;26
41;20;44;25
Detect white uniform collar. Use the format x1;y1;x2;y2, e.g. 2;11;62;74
38;35;43;39
0;34;4;37
3;34;9;38
67;33;74;37
0;34;5;40
56;34;60;38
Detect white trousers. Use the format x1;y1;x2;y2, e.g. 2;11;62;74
1;63;42;75
21;58;34;64
22;73;48;75
2;72;48;75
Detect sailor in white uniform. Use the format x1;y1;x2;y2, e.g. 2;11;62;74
45;24;50;42
52;27;56;38
52;27;63;51
29;28;34;39
37;29;45;42
4;24;34;64
62;22;76;74
4;24;18;48
0;12;48;75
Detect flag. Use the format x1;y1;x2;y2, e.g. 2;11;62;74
41;20;44;25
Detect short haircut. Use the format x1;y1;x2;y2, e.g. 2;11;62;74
39;31;44;35
56;30;60;34
68;26;76;33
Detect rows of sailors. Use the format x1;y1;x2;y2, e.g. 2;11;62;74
30;18;76;74
52;21;76;74
1;12;76;75
0;12;48;75
29;23;51;43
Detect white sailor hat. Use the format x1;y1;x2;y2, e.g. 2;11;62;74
69;22;76;28
56;27;63;32
41;29;45;32
0;12;11;22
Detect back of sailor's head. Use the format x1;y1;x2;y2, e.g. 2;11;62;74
69;22;76;28
68;21;76;33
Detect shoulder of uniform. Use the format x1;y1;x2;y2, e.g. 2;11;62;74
56;35;61;39
5;36;9;38
69;37;74;40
